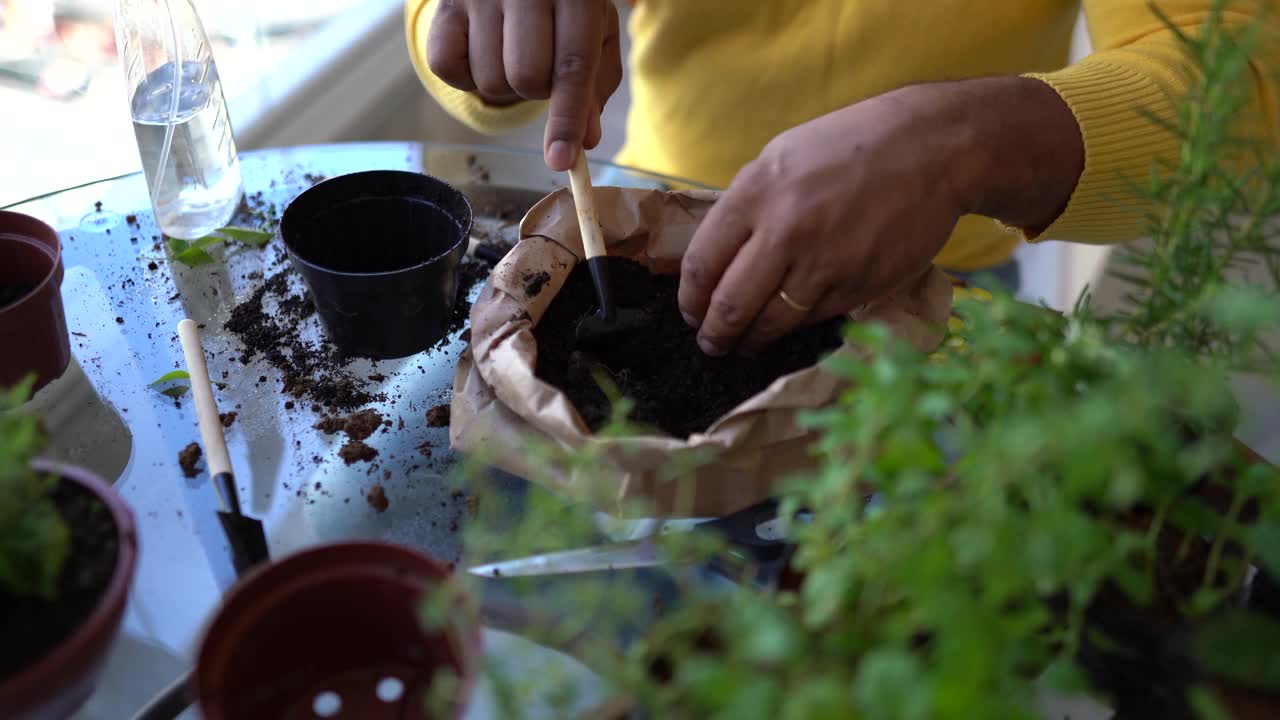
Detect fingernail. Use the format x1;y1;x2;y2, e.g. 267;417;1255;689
681;310;700;328
697;335;727;356
547;141;575;171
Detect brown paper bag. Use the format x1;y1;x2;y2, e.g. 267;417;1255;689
451;187;953;517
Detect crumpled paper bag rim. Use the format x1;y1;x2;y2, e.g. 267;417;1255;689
450;186;952;516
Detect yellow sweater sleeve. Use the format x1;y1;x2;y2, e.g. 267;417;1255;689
1022;0;1280;244
405;0;547;135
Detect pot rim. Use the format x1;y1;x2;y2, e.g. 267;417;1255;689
0;459;137;703
193;540;482;716
0;210;63;316
279;170;474;280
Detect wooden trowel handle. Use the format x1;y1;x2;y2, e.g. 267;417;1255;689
568;150;608;262
177;318;233;478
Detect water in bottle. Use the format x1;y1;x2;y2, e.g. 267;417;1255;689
115;0;243;240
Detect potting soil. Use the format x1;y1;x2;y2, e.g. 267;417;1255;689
0;283;34;310
225;270;382;411
178;442;202;478
532;257;845;438
314;409;386;466
426;404;451;428
0;481;119;678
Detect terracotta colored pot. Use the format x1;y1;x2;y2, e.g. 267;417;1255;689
0;460;139;720
0;211;69;394
194;541;480;720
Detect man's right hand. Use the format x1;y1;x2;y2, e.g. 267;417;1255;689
427;0;623;171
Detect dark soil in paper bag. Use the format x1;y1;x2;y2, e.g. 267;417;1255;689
533;257;844;437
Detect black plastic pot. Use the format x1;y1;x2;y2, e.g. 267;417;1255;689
280;171;473;359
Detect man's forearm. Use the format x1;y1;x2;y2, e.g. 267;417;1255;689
917;76;1086;235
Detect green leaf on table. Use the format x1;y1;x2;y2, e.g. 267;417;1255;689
1192;609;1280;691
166;235;222;266
149;370;190;385
216;226;274;247
150;369;191;398
166;227;273;267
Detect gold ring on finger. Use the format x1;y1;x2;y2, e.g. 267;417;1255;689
777;289;812;313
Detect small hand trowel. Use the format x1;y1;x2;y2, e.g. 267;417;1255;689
567;150;652;348
177;318;270;577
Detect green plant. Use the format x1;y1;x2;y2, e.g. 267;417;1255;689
433;1;1280;718
167;226;274;266
0;377;69;599
149;369;191;399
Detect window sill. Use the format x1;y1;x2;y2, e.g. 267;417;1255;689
231;0;413;149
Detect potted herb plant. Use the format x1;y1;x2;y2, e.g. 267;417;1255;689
0;376;139;720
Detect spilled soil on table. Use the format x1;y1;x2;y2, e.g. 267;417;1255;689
178;442;202;478
224;255;493;413
225;270;382;412
532;257;844;438
315;408;388;465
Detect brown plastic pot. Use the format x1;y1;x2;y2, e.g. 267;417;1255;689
0;460;139;720
0;211;70;394
194;541;480;720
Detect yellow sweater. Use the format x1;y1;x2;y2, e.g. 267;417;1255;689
406;1;1279;272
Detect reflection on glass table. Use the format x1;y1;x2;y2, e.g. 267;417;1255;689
6;142;715;719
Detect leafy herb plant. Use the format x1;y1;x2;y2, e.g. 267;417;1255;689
0;377;69;600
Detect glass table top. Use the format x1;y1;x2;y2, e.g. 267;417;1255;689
6;142;714;719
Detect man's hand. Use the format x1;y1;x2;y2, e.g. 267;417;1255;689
427;0;623;171
678;77;1084;356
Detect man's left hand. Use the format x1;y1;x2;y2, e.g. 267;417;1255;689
677;77;1084;356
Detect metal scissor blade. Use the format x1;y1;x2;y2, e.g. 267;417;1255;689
467;539;662;578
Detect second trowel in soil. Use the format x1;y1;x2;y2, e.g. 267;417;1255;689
567;151;652;348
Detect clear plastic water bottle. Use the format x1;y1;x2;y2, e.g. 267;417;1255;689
114;0;243;240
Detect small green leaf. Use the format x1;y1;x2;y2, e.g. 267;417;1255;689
1187;686;1232;720
217;226;274;247
177;248;216;265
1248;519;1280;577
151;369;191;398
166;235;222;266
1190;587;1227;615
149;370;190;385
1238;463;1280;500
1038;658;1088;694
1193;609;1280;691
